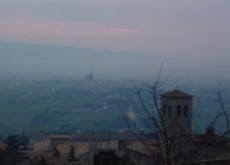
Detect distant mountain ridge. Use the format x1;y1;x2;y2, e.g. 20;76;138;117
0;41;162;79
0;41;139;58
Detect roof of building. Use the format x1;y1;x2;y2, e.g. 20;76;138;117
161;89;193;98
72;131;137;141
126;140;159;157
49;135;72;139
193;127;229;145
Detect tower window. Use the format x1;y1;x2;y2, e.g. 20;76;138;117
168;106;171;118
162;105;166;116
177;105;181;117
184;105;188;117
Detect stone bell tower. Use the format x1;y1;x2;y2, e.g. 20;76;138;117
161;89;193;140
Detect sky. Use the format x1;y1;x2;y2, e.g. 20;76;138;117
0;0;230;79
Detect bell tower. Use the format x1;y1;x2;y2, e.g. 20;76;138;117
161;89;193;141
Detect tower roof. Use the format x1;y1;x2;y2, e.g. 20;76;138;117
161;89;193;98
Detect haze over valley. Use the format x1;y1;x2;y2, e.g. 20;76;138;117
0;0;229;146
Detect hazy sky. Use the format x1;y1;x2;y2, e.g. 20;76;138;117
0;0;230;78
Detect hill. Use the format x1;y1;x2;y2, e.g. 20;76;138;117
0;42;162;79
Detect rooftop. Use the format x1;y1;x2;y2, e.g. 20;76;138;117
49;135;72;139
161;89;193;98
126;140;159;156
72;131;137;141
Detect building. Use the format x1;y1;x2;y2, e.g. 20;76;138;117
161;89;193;138
160;89;193;157
33;134;71;151
125;140;158;165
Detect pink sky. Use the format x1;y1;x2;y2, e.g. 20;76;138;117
0;19;150;53
0;0;229;59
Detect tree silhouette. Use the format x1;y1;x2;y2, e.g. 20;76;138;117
0;149;5;165
4;135;27;165
68;145;76;161
125;66;230;164
53;147;60;158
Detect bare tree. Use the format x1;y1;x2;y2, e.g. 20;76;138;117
124;67;230;165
